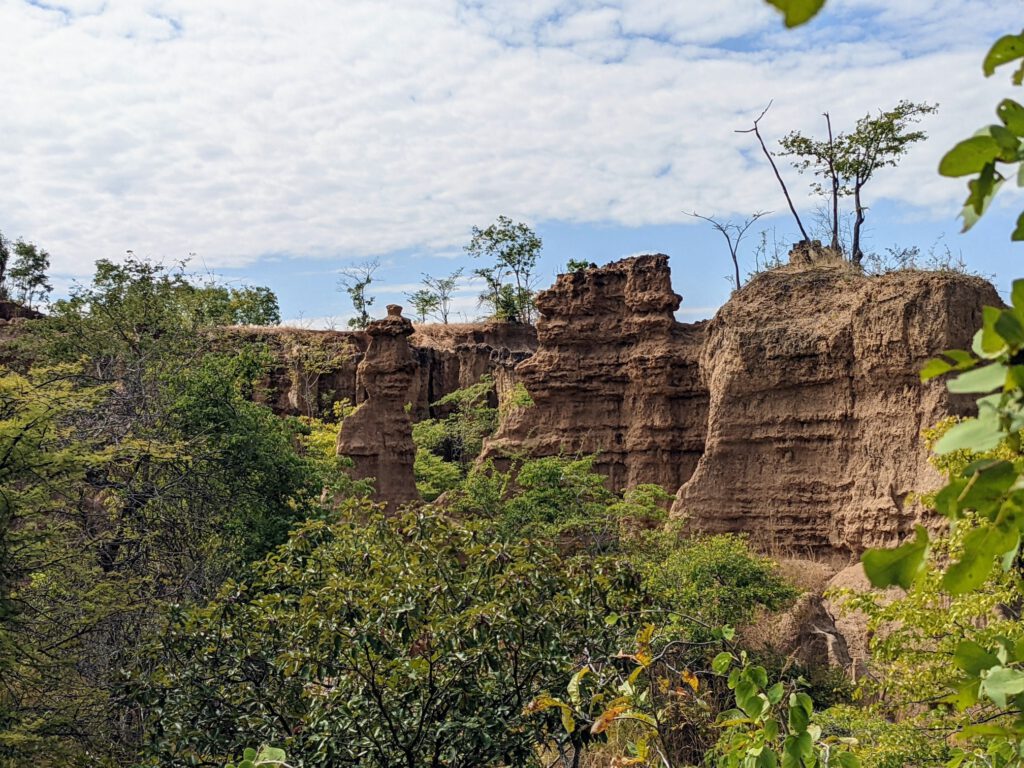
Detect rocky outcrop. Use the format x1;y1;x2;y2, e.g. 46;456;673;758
739;593;852;671
482;255;708;493
409;323;536;419
672;264;1000;555
228;322;536;419
0;300;44;322
336;306;420;508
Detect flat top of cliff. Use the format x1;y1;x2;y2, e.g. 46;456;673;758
721;264;1000;326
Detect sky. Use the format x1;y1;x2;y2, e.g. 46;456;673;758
2;0;1022;326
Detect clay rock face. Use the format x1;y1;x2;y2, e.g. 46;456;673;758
336;306;420;508
227;323;536;420
409;323;536;420
739;593;852;671
483;255;708;492
672;265;1000;555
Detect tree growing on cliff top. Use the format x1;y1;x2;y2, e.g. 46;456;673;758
337;257;379;329
777;101;937;266
407;267;463;324
466;216;541;324
0;231;53;308
686;210;769;290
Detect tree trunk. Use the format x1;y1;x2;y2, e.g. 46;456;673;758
824;113;841;254
851;183;865;267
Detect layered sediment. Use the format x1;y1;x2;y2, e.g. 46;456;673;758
482;255;708;492
335;306;420;508
671;264;998;554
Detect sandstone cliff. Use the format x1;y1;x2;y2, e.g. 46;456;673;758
229;322;536;419
672;264;999;555
482;255;708;493
336;306;420;508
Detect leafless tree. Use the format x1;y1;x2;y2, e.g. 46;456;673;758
686;210;771;290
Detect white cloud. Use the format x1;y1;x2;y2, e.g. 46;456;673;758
0;0;1011;275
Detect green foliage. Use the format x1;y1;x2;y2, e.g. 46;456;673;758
337;258;378;329
225;745;290;768
0;231;52;308
466;215;541;324
764;0;826;28
407;269;463;324
405;287;440;322
713;652;861;768
411;376;498;499
7;238;52;308
632;531;798;639
816;705;948;768
778;101;937;264
136;508;652;767
525;623;720;767
565;259;591;273
0;259;322;763
859;279;1024;760
930;29;1024;238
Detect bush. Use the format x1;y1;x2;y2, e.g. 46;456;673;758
631;531;798;637
817;705;949;768
135;507;655;767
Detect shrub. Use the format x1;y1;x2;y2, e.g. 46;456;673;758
631;531;798;638
135;507;654;767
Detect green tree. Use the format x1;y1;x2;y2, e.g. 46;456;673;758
778;102;937;265
229;285;281;325
337;258;379;329
428;268;463;323
135;509;652;768
0;258;323;763
0;232;9;299
8;239;52;308
466;216;541;324
405;287;440;323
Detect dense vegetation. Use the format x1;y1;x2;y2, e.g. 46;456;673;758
5;3;1024;767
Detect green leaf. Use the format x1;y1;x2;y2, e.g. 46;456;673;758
787;698;810;734
981;306;1010;357
836;753;861;768
764;0;826;28
1013;211;1024;242
959;460;1017;517
996;311;1024;347
933;413;1004;455
953;641;1000;675
984;34;1024;79
255;746;287;764
921;349;977;382
980;666;1024;707
939;677;981;711
567;668;589;706
947;363;1008;394
1011;279;1024;318
736;680;767;718
999;99;1024;135
862;525;929;589
940;136;1003;177
933;477;969;520
943;524;1020;594
560;706;576;735
243;749;257;761
961;164;1004;232
713;652;734;675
